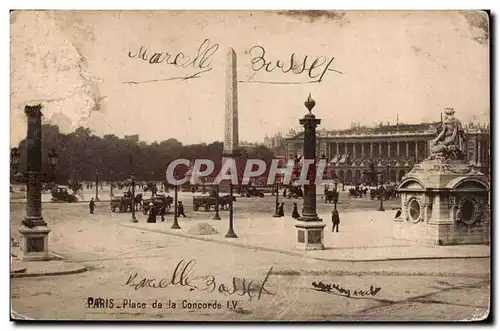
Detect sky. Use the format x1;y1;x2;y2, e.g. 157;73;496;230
10;10;490;147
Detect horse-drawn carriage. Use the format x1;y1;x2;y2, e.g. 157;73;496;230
324;190;339;204
51;186;78;203
143;195;173;215
193;195;217;211
193;194;235;211
110;195;133;212
348;187;368;198
240;186;265;198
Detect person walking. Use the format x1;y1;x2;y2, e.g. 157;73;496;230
292;202;301;219
160;204;167;222
147;202;156;223
279;202;285;217
331;208;340;232
177;201;187;218
89;197;95;214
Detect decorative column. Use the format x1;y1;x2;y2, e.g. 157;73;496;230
378;142;382;156
406;141;409;158
361;143;365;157
18;105;51;261
295;94;325;251
370;143;373;158
388;142;391;158
336;143;340;158
396;142;400;157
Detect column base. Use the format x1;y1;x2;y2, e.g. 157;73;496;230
295;219;325;250
18;224;51;261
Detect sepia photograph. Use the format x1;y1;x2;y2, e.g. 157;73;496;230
9;9;491;322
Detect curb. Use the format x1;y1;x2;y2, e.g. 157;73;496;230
119;223;490;263
10;265;88;279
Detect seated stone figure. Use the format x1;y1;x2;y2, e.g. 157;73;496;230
427;108;466;160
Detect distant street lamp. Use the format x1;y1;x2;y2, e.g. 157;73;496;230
171;169;181;229
95;170;100;201
378;190;385;211
273;174;281;218
130;173;137;223
224;181;237;238
213;184;221;220
48;147;59;175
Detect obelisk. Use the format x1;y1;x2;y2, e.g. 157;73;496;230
222;48;239;238
223;48;239;156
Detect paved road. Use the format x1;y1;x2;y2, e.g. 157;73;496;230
10;199;490;321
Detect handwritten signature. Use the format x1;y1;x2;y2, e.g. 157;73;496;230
126;39;219;83
123;259;274;301
312;281;381;298
247;45;342;84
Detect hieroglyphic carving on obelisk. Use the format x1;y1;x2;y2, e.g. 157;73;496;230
223;48;239;156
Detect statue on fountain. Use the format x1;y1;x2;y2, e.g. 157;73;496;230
427;108;466;160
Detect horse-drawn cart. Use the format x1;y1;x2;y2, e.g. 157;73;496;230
324;190;339;204
51;186;78;203
143;195;173;215
110;196;133;212
193;195;217;211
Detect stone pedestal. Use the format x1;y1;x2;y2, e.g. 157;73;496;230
295;220;325;250
18;225;51;261
394;159;490;245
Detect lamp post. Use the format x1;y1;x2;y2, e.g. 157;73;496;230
378;190;385;211
130;173;137;223
171;169;181;229
273;174;281;217
213;184;221;220
225;181;237;238
295;94;325;250
16;105;59;261
95;170;100;201
110;170;114;197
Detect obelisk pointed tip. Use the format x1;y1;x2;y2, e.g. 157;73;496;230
228;48;236;56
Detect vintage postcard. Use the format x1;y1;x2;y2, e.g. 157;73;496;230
10;10;490;321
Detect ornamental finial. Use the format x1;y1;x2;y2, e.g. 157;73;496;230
304;93;316;113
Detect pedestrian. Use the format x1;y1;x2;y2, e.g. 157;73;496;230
89;197;95;214
332;209;340;232
147;202;156;223
292;202;301;219
160;204;166;222
279;202;285;217
177;201;187;217
283;188;287;198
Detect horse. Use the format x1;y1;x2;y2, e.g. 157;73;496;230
218;195;236;211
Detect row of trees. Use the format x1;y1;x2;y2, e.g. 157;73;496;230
12;125;277;184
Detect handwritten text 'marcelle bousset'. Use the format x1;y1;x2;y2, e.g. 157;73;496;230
126;39;341;83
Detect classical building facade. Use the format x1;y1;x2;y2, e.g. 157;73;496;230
284;122;490;184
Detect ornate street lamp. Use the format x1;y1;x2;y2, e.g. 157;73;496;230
130;173;137;223
171;169;181;229
224;168;237;238
213;184;221;220
16;104;60;261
